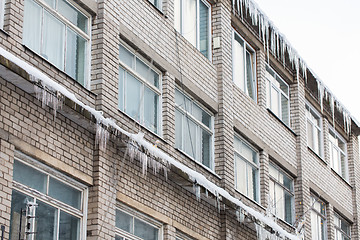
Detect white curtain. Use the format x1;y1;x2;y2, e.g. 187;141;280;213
183;0;196;46
23;0;42;53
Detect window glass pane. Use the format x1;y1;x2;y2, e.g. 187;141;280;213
202;110;211;128
43;0;55;8
281;94;289;125
144;87;159;133
48;177;81;210
235;155;247;194
35;199;58;240
125;73;141;121
174;0;181;32
271;87;279;116
284;191;293;224
184;118;197;158
175;89;185;107
115;236;123;240
269;180;275;215
199;0;209;58
201;129;211;168
66;28;86;85
42;11;65;70
241;142;254;163
233;35;245;90
311;210;319;240
341;153;347;179
266;79;271;109
23;0;42;53
10;190;34;240
119;45;134;68
118;67;125;110
13;160;47;193
307;120;314;149
135;59;159;88
192;103;202;122
183;0;196;46
275;184;284;220
134;218;158;240
175;109;183;149
59;211;80;240
269;165;278;180
116;210;133;233
245;51;255;99
247;165;255;200
282;174;293;191
58;0;88;33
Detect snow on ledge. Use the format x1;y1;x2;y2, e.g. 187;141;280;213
0;46;301;239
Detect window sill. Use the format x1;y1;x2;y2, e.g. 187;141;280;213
174;147;222;180
307;147;326;165
22;44;94;96
266;109;297;136
330;168;352;188
234;188;264;211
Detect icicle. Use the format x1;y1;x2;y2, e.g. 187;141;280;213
95;123;109;151
193;183;201;201
236;207;245;223
34;84;63;119
330;94;335;127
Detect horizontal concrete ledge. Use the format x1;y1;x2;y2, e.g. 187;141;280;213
11;136;93;185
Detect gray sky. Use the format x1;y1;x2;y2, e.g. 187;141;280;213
253;0;360;121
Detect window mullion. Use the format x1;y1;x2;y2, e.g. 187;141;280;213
56;208;60;240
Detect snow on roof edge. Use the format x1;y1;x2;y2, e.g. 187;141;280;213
0;46;300;240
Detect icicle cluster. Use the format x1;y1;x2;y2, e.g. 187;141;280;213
232;0;353;136
95;123;110;151
34;84;63;119
125;140;169;179
232;0;307;79
255;223;282;240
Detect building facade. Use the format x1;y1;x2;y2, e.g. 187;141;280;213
0;0;359;239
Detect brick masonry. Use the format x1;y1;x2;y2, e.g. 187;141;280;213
0;0;359;239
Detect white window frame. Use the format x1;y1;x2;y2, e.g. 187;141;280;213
328;127;348;181
310;195;327;240
115;203;163;240
174;0;211;60
0;0;5;29
23;0;91;88
234;135;260;202
306;103;323;157
175;88;214;170
268;163;294;224
265;65;290;126
334;213;351;240
118;41;162;135
232;30;257;101
148;0;162;11
10;151;88;240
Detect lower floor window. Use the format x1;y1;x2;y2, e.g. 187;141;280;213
334;213;351;240
9;153;87;240
310;196;327;240
115;204;162;240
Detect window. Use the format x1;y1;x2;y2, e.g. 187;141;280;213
232;31;256;100
265;66;290;125
334;213;351;240
306;104;323;156
0;0;4;29
269;164;294;224
115;204;162;240
329;129;348;180
23;0;89;86
174;0;211;59
10;156;87;240
118;43;161;134
175;89;213;169
148;0;161;10
234;136;259;202
310;196;327;240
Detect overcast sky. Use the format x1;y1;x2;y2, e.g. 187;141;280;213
253;0;360;121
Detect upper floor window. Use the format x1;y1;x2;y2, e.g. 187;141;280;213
306;104;323;157
334;213;351;240
329;129;348;180
310;196;327;240
10;155;87;240
0;0;4;29
148;0;161;10
23;0;89;87
232;31;256;100
115;204;162;240
174;0;211;59
175;88;214;169
118;43;161;134
269;163;294;224
234;136;259;202
265;66;290;126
